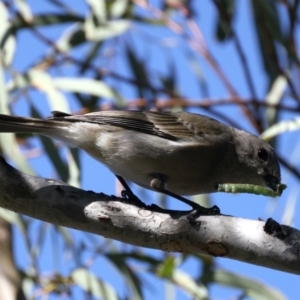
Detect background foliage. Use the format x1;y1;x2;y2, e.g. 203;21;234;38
0;0;299;299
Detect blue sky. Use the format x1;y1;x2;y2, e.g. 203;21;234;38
4;0;300;299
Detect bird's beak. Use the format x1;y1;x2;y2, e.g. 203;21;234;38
264;174;280;191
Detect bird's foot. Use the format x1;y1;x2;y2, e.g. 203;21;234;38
145;203;221;225
187;204;221;224
121;190;147;208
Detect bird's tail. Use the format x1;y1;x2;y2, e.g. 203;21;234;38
0;114;69;134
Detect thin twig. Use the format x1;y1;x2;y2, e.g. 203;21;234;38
125;97;299;113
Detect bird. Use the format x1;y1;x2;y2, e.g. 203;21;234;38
0;110;281;215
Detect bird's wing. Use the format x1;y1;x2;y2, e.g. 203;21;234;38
50;110;230;142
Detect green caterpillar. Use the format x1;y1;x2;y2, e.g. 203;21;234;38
217;183;287;198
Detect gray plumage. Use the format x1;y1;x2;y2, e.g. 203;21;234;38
0;110;281;195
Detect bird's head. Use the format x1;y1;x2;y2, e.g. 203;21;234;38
234;130;281;191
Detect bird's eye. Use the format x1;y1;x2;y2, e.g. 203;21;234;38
258;148;268;161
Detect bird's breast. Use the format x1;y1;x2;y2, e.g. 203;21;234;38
88;130;235;195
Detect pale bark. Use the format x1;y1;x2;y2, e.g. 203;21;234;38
0;156;299;275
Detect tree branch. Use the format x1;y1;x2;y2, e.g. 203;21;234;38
0;156;299;274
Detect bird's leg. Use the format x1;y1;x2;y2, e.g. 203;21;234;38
150;174;221;217
115;174;221;220
115;175;146;208
115;175;194;214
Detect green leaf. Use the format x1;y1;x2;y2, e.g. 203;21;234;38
0;131;36;175
30;222;47;260
31;104;80;185
6;72;28;92
84;0;107;40
0;59;35;175
173;270;208;299
212;269;286;300
85;19;131;41
214;0;235;41
72;268;118;300
0;208;27;234
282;190;296;226
158;268;208;300
250;0;283;82
13;0;33;23
22;275;35;299
86;0;106;24
157;256;176;277
56;24;86;53
186;52;209;97
53;77;116;99
0;2;16;65
11;13;84;29
7;68;70;113
30;105;70;181
105;253;144;300
42;135;70;180
110;0;129;18
125;45;150;98
107;252;161;266
132;16;165;25
65;147;80;187
265;75;287;128
260;117;300;140
56;226;74;248
28;69;71;112
191;194;211;209
159;57;177;95
155;255;207;299
79;41;103;74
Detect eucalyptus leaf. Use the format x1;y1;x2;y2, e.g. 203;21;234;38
54;77;116;99
86;0;106;24
85;20;131;41
261;117;300;140
72;268;118;300
22;276;35;299
213;269;285;300
11;13;84;29
28;70;71;113
13;0;33;23
0;208;26;234
265;75;287;127
56;23;86;53
110;0;129;18
66;147;80;188
157;256;176;277
0;2;16;65
105;253;143;300
282;190;297;226
0;58;35;175
160;269;208;300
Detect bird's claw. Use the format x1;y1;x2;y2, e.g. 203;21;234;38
121;190;146;208
187;204;221;224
